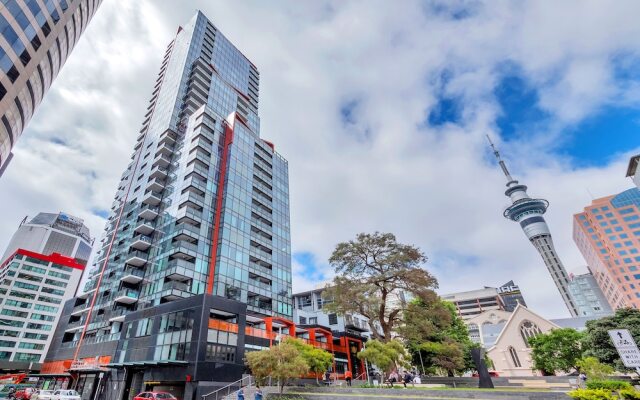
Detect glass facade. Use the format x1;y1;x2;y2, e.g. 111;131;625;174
63;10;291;358
0;0;102;175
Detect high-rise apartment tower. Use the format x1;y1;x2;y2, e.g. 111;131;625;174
41;11;320;400
0;212;92;372
0;0;101;175
573;188;640;310
488;137;579;316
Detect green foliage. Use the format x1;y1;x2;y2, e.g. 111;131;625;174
620;388;640;399
576;357;615;380
357;339;410;373
324;232;438;341
585;380;632;391
245;340;309;393
528;328;584;374
401;298;477;375
582;308;640;371
284;338;333;383
567;389;617;400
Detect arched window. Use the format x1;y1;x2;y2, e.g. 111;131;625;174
508;346;521;367
519;320;542;347
467;323;480;342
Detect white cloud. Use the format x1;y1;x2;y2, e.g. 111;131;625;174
0;0;639;319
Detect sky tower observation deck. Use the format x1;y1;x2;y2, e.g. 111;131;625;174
488;136;579;317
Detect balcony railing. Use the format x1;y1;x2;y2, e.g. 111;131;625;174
114;288;139;304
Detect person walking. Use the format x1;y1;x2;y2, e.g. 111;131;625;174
344;370;353;387
237;386;245;400
403;371;412;388
254;386;263;400
579;372;587;388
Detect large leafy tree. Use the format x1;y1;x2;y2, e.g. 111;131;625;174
401;299;476;376
528;328;584;374
324;232;437;341
582;308;640;371
245;340;309;393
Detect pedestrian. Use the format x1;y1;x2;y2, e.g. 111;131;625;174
237;386;245;400
579;372;587;388
254;385;263;400
344;370;353;386
403;371;412;388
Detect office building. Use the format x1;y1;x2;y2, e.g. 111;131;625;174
496;280;527;312
42;12;362;400
0;212;92;372
568;271;613;317
488;137;579;316
0;0;102;175
627;155;640;189
573;188;640;310
441;287;505;319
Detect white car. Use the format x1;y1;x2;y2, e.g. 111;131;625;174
34;390;55;400
50;390;80;400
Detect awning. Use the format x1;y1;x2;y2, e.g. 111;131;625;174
27;374;72;378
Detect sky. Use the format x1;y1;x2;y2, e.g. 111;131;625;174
1;0;640;319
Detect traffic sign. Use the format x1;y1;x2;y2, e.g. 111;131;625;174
608;329;640;368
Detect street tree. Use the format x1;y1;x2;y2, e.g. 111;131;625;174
582;308;640;371
324;232;438;341
245;340;309;393
357;339;410;377
528;328;584;374
285;338;334;384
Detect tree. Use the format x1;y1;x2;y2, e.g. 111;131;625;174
400;299;476;376
528;328;584;374
575;357;614;380
324;232;438;342
582;308;640;371
245;341;309;393
285;338;334;384
357;339;410;377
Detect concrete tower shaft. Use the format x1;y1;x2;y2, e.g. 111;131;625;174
488;136;578;316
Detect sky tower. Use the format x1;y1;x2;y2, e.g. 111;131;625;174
487;136;579;317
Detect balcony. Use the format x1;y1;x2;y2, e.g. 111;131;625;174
183;177;207;196
152;153;172;168
147;177;166;193
138;205;159;221
170;240;198;261
134;220;155;235
70;303;90;316
179;191;205;210
108;308;129;323
150;165;169;180
65;318;86;332
155;142;174;157
121;267;144;284
176;206;202;225
161;281;190;301
125;250;148;267
142;190;162;206
173;223;200;242
130;234;152;251
114;289;139;304
159;130;177;146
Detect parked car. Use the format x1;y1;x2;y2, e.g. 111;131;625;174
50;390;80;400
33;390;54;400
133;392;177;400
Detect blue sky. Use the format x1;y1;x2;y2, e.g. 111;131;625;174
1;1;640;319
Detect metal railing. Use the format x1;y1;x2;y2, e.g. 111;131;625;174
202;376;253;400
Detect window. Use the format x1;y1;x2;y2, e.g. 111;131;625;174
18;342;44;350
309;317;317;325
13;352;40;362
0;340;16;348
299;316;307;325
328;313;338;325
519;320;542;347
508;346;521;368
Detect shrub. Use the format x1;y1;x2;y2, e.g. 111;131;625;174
620;388;640;400
576;357;614;380
585;379;632;391
568;389;617;400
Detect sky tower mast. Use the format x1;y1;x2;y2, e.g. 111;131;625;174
487;136;579;317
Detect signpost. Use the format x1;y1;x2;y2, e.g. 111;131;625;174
608;329;640;374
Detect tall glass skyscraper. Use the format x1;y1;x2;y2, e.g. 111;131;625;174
43;12;295;400
573;188;640;311
0;0;102;176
